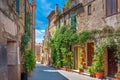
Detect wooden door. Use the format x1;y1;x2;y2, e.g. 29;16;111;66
87;42;94;66
74;47;78;69
108;48;117;77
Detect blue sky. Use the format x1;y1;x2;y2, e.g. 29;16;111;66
35;0;65;43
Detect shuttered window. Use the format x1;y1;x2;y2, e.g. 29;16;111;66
71;15;76;30
16;0;20;14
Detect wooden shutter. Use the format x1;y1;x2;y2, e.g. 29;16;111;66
118;0;120;12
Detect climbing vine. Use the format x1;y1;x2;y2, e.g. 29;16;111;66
21;12;31;52
50;25;77;67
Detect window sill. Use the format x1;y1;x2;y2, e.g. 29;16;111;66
105;12;119;18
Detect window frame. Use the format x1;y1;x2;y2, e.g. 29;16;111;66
106;0;118;17
88;4;92;15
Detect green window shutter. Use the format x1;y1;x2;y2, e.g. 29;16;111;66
71;15;76;30
16;0;20;15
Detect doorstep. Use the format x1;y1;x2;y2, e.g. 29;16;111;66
72;69;111;80
72;69;90;76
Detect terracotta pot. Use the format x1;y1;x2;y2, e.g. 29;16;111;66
79;70;83;74
64;66;67;71
95;72;104;79
79;71;83;74
28;72;32;77
115;77;120;80
57;66;61;69
68;68;72;72
90;73;95;77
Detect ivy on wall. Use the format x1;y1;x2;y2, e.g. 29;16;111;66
21;12;31;52
20;12;35;72
50;25;77;67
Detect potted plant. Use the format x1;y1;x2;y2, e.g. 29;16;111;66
93;61;104;79
88;66;95;77
92;44;105;79
79;66;84;74
56;61;61;69
25;49;36;77
115;72;120;80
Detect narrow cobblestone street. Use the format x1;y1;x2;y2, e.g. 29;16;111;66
29;63;101;80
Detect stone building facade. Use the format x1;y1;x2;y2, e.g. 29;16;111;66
35;43;42;62
42;26;50;65
46;0;120;77
42;5;59;65
30;0;36;54
0;0;34;80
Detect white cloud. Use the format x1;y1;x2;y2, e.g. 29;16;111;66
36;38;44;43
36;29;42;34
35;29;45;43
35;29;45;34
40;30;45;33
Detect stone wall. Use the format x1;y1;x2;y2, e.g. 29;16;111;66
76;0;105;32
76;0;120;76
0;46;8;80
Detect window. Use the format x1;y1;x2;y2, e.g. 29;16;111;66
88;5;92;15
71;15;76;30
106;0;117;16
16;0;19;14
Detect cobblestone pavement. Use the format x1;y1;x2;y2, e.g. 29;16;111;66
29;63;102;80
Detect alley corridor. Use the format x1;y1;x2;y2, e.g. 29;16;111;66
29;63;100;80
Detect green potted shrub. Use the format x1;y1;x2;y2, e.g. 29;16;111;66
79;66;84;74
25;49;36;77
88;66;95;77
92;44;105;79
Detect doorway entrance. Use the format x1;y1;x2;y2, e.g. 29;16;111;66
87;42;94;66
74;47;78;69
108;48;117;77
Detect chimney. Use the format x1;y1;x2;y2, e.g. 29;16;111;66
55;4;58;16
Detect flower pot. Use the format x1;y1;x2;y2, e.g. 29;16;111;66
115;77;120;80
95;72;104;79
79;71;83;74
68;68;72;72
21;72;28;80
90;73;95;77
57;66;61;69
28;71;32;77
79;70;83;74
64;66;67;71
